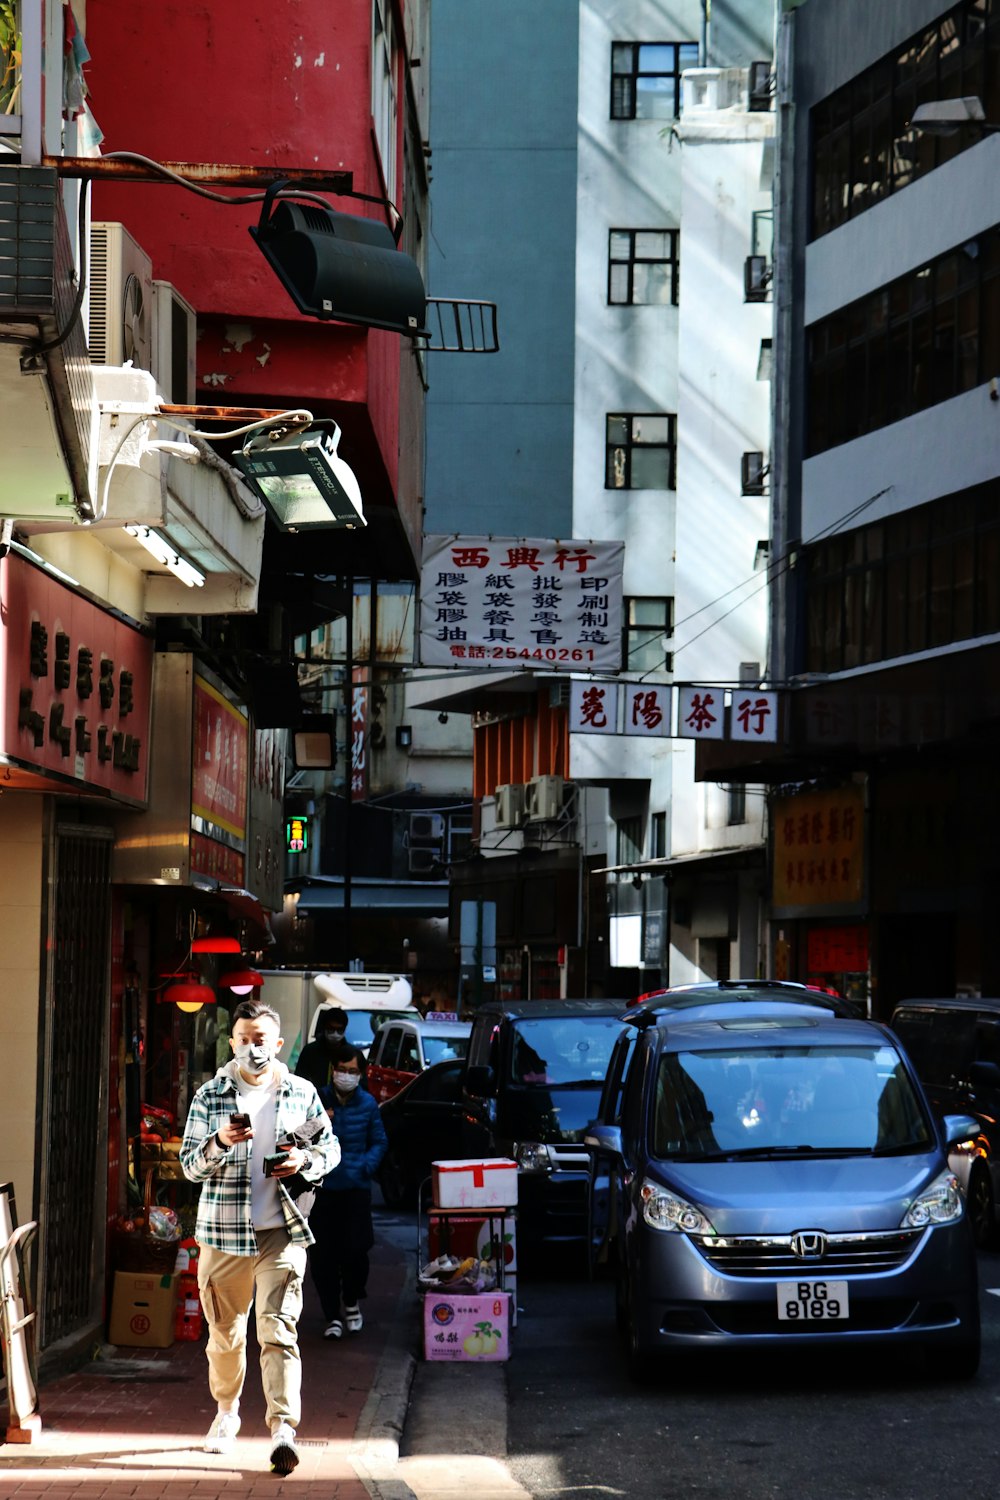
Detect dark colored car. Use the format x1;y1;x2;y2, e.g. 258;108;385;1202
377;1058;468;1208
632;979;861;1017
587;999;980;1382
459;998;630;1254
890;997;1000;1248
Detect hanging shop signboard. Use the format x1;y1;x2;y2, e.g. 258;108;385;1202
568;680;781;742
0;553;152;802
771;785;865;912
419;535;625;673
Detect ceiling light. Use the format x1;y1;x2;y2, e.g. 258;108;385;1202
191;935;242;954
160;975;217;1012
231;420;366;532
219;966;264;995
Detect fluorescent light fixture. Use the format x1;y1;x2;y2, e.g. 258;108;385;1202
124;524;206;587
231;420;367;532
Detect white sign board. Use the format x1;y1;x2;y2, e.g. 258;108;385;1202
569;680;619;733
677;686;725;739
419;535;624;672
730;690;779;742
623;685;670;737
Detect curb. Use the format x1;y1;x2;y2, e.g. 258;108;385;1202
351;1248;420;1500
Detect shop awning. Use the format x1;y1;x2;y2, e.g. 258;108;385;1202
289;877;449;916
594;846;765;878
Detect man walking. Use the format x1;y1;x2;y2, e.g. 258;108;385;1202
181;998;338;1474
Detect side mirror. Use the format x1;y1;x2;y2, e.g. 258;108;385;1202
942;1113;981;1149
464;1064;495;1098
584;1123;624;1156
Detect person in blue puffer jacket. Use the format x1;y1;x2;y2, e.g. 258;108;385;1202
310;1042;388;1339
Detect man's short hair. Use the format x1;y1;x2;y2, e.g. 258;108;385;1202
230;998;281;1034
328;1040;367;1074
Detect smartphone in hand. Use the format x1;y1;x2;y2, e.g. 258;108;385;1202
230;1113;251;1129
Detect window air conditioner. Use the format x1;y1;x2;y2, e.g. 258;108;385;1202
152;280;197;403
408;846;440;875
744;255;772;302
494;784;525;829
748;60;773;111
524;774;566;822
409;811;445;844
89;222;154;372
741;451;769;496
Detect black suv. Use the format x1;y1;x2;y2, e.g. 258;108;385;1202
460;998;629;1254
890;997;1000;1247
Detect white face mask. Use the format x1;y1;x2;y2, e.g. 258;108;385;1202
234;1041;273;1075
333;1071;361;1093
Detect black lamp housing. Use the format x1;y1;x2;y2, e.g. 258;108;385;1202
250;190;429;336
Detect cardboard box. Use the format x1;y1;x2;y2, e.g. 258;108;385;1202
108;1270;177;1349
428;1212;517;1272
423;1291;511;1362
431;1158;518;1209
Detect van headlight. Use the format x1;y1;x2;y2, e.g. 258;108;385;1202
902;1171;964;1228
640;1179;715;1234
514;1142;551;1173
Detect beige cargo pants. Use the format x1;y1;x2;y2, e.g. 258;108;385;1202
197;1228;307;1431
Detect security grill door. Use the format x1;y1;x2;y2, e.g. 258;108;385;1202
40;825;114;1347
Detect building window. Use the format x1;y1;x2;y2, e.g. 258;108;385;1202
804;478;1000;673
807;228;1000;456
606;413;676;490
608;229;679;305
617;816;643;867
651;811;667;860
811;0;1000;240
624;597;673;674
372;0;398;194
610;41;700;121
727;785;747;825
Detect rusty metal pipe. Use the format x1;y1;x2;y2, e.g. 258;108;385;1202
44;156;353;194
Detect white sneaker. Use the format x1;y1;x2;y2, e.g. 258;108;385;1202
270;1421;300;1475
324;1318;344;1339
344;1303;363;1334
205;1409;241;1454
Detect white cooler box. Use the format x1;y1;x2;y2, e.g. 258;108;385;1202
431;1158;518;1209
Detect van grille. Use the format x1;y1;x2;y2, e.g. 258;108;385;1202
694;1228;922;1276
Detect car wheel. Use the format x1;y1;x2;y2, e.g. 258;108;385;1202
966;1164;994;1249
932;1336;981;1381
378;1149;416;1210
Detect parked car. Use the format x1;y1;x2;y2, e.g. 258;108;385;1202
460;998;630;1255
631;979;861;1017
367;1016;471;1104
587;1000;980;1382
890;997;1000;1248
377;1059;468;1208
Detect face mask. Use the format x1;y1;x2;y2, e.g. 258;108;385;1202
235;1041;272;1075
333;1071;360;1093
323;1029;345;1044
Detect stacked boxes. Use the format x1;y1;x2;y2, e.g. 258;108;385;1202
424;1291;511;1362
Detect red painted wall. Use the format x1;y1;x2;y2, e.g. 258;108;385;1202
82;1;417;527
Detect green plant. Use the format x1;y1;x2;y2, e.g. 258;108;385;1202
0;1;21;117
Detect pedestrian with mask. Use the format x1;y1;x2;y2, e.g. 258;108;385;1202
295;1005;351;1090
309;1042;388;1339
180;999;338;1475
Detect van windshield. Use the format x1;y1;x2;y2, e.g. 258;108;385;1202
510;1017;624;1086
653;1044;933;1158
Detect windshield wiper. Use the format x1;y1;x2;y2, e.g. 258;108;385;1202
710;1144;875;1160
868;1140;931;1157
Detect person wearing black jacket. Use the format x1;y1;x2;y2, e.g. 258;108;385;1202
295;1006;350;1092
309;1042;388;1339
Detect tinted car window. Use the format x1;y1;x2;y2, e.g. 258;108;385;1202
652;1043;932;1158
509;1016;624;1085
410;1059;465;1103
398;1032;420;1071
891;1007;975;1088
378;1028;402;1068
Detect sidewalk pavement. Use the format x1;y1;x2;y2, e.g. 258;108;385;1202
0;1235;417;1500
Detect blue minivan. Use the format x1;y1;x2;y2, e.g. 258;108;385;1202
587;997;981;1381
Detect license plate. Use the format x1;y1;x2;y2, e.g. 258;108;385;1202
776;1280;849;1321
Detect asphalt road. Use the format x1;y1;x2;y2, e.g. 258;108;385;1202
503;1244;1000;1500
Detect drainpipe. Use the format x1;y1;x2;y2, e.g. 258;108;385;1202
700;0;710;66
769;7;795;690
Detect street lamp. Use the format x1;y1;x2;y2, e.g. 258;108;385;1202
231;419;366;532
909;96;1000;136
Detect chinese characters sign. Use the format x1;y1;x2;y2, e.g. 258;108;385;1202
419;536;624;672
1;554;152;798
569;681;780;741
771;786;865;910
192;676;248;842
351;670;368;801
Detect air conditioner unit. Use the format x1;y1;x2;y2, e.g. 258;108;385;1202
152;280;197;403
408;846;440;875
409;811;445;844
748;60;773;111
524;774;566;822
744;254;772;302
89;222;154;372
741;451;769;496
494;784;525;829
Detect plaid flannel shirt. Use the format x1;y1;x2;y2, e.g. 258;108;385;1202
180;1064;339;1255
